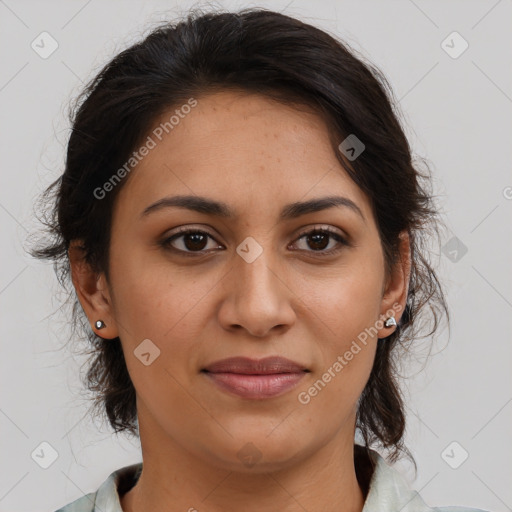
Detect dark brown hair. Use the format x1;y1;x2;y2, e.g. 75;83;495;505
29;7;449;469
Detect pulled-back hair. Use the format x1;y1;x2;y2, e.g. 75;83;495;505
29;7;449;468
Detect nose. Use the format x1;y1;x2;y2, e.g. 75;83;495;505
217;246;296;338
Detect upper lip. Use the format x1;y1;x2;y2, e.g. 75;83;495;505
202;356;309;375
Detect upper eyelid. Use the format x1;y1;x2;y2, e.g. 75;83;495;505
294;225;346;238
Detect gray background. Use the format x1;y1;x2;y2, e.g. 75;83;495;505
1;0;511;511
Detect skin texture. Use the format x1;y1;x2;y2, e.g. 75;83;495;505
69;91;411;512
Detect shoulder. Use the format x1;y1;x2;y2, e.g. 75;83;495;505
53;491;97;512
359;446;491;512
53;462;142;512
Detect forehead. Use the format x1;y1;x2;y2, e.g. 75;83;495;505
114;91;372;224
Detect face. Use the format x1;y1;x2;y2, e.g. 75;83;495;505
73;90;408;473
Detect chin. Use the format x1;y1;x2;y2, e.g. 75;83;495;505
203;428;311;473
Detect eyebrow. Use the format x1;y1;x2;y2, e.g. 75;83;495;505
140;194;365;222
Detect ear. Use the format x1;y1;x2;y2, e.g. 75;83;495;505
377;230;411;338
68;241;119;339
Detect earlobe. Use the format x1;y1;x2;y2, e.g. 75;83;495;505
68;242;119;339
377;231;411;338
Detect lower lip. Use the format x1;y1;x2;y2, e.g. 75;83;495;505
203;371;306;399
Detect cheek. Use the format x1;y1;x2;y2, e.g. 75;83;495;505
294;256;383;402
108;253;222;391
109;245;214;338
295;272;380;423
109;260;215;411
298;256;384;343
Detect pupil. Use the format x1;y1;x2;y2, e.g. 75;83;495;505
185;233;207;251
309;233;328;250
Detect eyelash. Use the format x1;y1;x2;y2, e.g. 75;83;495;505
159;226;350;258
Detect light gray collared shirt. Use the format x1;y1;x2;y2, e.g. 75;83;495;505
54;448;490;512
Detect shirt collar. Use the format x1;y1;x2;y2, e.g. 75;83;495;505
94;462;141;512
362;449;434;512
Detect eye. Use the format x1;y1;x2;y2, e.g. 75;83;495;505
160;225;350;257
290;226;350;256
160;227;222;256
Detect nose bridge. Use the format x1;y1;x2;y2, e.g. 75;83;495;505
234;235;282;302
219;233;295;336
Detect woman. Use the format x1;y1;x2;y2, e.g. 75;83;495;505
31;7;490;512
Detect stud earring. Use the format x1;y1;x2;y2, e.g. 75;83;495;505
384;316;397;328
95;320;106;330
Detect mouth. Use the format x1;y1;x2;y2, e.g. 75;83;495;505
201;356;310;400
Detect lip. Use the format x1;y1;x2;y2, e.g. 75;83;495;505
202;356;308;374
201;356;309;400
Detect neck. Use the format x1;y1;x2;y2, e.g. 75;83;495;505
121;429;368;512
